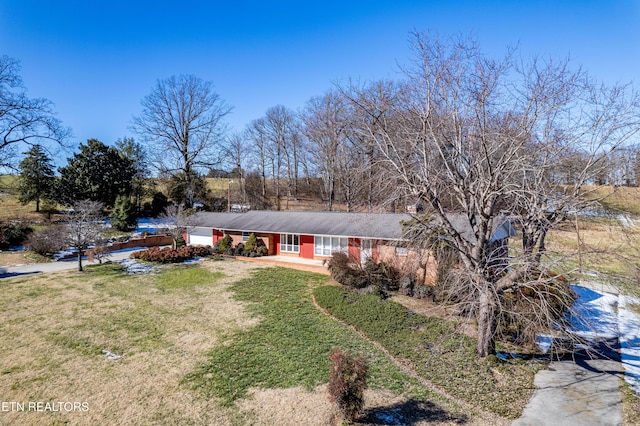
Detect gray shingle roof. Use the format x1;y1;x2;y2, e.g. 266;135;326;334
190;210;516;243
191;210;411;240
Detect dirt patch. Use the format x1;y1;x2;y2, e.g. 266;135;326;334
0;251;41;267
236;386;335;425
237;386;487;425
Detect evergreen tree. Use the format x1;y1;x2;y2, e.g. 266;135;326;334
115;137;148;209
18;144;55;212
110;195;138;231
56;139;136;207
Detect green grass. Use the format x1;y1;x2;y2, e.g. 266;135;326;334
313;285;542;419
59;263;226;355
186;267;459;416
155;265;224;290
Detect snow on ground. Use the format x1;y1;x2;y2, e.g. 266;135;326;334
119;258;159;275
132;217;174;235
569;285;640;393
619;295;640;392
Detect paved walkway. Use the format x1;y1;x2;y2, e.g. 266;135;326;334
237;254;331;275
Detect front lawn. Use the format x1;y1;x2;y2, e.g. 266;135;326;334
0;261;478;425
313;285;543;419
186;267;473;423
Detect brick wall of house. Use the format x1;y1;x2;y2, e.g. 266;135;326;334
377;244;438;285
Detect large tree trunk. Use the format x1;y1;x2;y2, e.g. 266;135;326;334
476;285;496;357
77;250;83;272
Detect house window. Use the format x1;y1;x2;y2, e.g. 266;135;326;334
280;234;300;253
242;231;251;242
314;236;348;256
395;246;409;256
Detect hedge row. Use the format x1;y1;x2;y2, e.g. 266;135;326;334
130;245;213;263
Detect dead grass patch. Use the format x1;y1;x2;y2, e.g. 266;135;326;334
0;259;262;425
391;294;477;339
0;251;42;267
238;386;489;426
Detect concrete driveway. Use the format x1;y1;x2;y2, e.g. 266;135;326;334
513;349;623;426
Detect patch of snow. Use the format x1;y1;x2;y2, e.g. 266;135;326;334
133;217;174;235
102;350;122;360
619;295;640;393
562;285;640;393
568;286;619;340
119;258;159;275
374;411;405;425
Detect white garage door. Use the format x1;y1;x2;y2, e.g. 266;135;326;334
188;227;213;246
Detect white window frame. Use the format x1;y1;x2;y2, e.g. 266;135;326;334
242;231;251;242
395;246;409;256
280;233;300;253
314;235;348;256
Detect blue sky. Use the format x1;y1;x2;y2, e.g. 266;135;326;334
0;1;638;152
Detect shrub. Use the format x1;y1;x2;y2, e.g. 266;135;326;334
130;245;213;263
24;225;65;255
233;242;245;255
216;234;233;254
328;252;402;291
110;195;138;231
0;220;33;249
244;233;258;252
327;252;368;288
327;348;368;422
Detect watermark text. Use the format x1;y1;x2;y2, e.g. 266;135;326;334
1;401;89;412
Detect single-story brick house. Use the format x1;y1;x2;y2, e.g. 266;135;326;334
187;210;516;282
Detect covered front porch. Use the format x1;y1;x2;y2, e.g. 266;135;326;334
234;254;330;275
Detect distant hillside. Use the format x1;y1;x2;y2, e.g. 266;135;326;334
582;186;640;217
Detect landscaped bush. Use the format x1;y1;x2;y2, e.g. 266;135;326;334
131;245;213;263
214;234;233;254
240;233;268;257
231;242;244;255
328;251;403;291
24;225;65;255
327;252;368;288
243;232;258;252
212;233;268;257
327;348;369;422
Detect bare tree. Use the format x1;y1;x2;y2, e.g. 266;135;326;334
64;200;105;272
223;132;249;204
246;118;270;207
247;105;305;210
0;55;70;170
303;91;348;210
158;204;199;249
131;74;231;207
345;32;640;357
